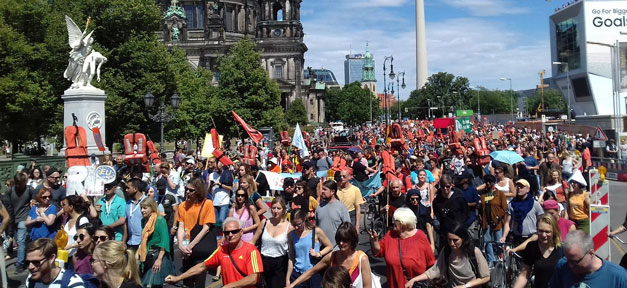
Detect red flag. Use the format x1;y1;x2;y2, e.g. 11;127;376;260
232;111;264;144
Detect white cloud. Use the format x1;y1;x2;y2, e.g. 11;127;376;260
300;1;550;98
441;0;530;17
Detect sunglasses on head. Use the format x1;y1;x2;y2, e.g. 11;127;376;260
73;234;87;241
223;229;241;236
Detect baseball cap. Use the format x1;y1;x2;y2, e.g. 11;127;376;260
515;179;530;188
185;158;196;165
46;167;59;177
283;177;295;188
542;200;559;211
156;177;167;191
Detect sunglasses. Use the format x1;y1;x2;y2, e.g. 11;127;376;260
410;197;420;202
41;195;51;200
95;235;109;242
236;194;247;198
73;234;87;241
185;187;196;192
25;257;49;267
295;186;304;190
223;229;241;236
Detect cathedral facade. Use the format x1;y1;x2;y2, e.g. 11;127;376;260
159;0;325;123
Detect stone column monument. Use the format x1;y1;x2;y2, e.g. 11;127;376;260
416;0;428;89
59;15;110;156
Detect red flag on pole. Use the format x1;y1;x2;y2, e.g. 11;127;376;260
232;111;264;144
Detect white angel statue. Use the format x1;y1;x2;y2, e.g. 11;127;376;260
63;15;107;89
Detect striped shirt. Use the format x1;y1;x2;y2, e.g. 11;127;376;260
25;268;85;287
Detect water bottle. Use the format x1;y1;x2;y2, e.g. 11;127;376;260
183;228;190;246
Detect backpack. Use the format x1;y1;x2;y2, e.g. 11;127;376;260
28;269;99;288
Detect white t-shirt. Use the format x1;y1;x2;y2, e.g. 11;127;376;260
64;217;90;257
621;143;627;158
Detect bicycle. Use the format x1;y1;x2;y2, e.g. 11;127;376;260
364;196;387;237
485;241;521;288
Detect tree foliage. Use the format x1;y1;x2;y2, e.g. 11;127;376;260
325;83;380;124
285;98;308;126
525;89;567;115
213;39;287;137
403;72;472;119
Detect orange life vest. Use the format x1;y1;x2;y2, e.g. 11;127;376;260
243;145;258;166
147;140;161;165
64;125;90;168
380;150;396;183
280;131;290;146
123;133;148;166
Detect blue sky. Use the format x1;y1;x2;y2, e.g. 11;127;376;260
300;0;566;98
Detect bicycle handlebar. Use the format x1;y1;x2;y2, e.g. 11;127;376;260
615;235;626;245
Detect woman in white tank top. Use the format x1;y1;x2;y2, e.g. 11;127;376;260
251;197;293;288
493;166;516;201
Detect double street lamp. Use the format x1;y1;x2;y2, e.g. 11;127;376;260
383;56;395;126
397;71;406;120
500;77;514;123
144;91;181;152
552;61;571;123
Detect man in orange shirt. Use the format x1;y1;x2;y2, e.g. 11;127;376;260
166;217;263;288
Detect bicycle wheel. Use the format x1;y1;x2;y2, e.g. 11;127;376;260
490;262;506;288
371;217;386;238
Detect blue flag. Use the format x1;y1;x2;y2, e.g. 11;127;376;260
291;123;310;158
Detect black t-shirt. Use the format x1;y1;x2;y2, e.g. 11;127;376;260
522;241;563;288
381;192;406;225
34;184;65;208
406;203;433;235
255;172;270;196
158;193;177;227
352;160;368;182
432;190;468;231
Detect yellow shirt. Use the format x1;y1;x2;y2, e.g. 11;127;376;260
337;184;365;212
568;192;589;220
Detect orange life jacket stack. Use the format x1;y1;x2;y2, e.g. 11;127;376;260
448;131;463;155
123;133;150;172
389;123;407;152
473;137;491;165
280;131;290;147
64;125;90;168
380;150;396;184
242;144;258;166
147;141;161;165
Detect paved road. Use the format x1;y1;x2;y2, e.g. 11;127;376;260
609;180;627;265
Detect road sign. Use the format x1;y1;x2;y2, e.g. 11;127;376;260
456;110;473;117
593;126;609;141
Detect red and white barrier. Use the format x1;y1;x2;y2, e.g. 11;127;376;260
589;169;610;205
590;205;611;260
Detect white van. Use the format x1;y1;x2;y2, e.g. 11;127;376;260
329;121;344;132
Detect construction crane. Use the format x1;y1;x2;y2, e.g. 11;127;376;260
536;70;548;117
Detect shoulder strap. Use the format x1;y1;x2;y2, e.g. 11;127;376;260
468;248;481;280
398;236;409;281
195;200;206;226
311;226;316;249
61;269;76;287
227;248;247;277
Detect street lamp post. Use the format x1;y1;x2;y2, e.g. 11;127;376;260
383;56;395;126
427;98;432;119
552;61;571;123
388;83;395;122
397;71;406;120
144;91;181;152
500;78;514;123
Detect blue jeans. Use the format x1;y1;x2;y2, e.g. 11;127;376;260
483;226;503;265
215;205;230;228
16;220;27;268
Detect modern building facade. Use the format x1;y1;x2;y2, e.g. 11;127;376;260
344;54;364;85
159;0;325;122
549;0;627;118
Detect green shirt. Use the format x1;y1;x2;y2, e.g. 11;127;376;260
97;195;126;241
142;215;170;253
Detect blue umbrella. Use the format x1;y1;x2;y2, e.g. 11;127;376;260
490;150;524;165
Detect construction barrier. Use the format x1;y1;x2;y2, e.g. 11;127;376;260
590;205;611;260
589;169;610;205
591;160;627;182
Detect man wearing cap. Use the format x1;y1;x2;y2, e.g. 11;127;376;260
178;157;201;199
97;180;127;241
34;167;66;209
300;161;320;198
282;177;296;210
268;157;280;173
500;179;544;245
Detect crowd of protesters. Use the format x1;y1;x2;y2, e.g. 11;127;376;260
1;119;627;288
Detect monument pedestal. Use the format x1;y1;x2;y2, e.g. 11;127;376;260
59;87;110;156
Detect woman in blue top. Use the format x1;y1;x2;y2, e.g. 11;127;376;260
287;209;333;288
25;188;57;240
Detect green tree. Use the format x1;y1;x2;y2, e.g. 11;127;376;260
325;83;380;124
285;98;308;126
213;39;287;137
404;72;472;119
0;0;215;150
467;88;515;115
525;89;567;115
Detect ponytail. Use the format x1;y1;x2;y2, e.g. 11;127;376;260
124;248;141;285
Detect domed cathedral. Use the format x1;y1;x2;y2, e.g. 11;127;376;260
158;0;324;123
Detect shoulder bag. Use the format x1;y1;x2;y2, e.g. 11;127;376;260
190;200;218;260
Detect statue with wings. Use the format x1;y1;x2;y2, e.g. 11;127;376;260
63;15;107;89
